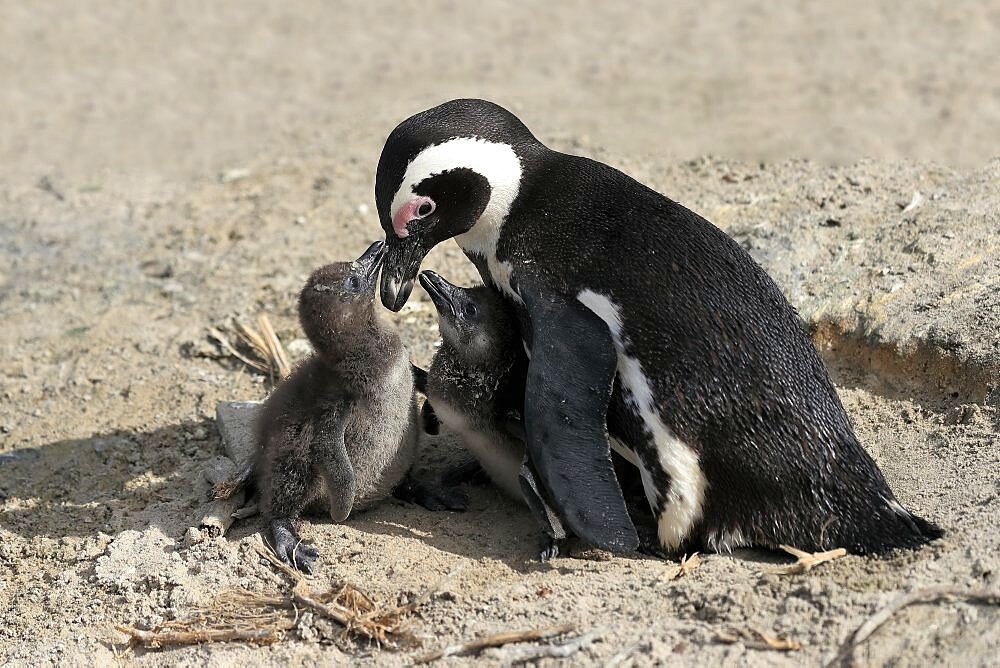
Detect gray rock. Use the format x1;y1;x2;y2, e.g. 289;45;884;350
675;157;1000;404
215;400;262;464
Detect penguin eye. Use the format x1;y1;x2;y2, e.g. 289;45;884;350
415;200;435;218
346;275;361;291
462;302;478;319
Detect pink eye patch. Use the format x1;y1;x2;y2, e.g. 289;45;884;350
391;196;435;238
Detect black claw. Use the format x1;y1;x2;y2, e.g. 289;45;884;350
271;519;319;573
537;534;563;562
292;545;319;574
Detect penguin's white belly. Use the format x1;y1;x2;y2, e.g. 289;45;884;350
577;289;709;550
432;400;525;500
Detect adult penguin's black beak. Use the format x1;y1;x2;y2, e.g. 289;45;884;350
380;236;430;311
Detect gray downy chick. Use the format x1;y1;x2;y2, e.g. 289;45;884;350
419;270;529;500
418;270;672;560
252;242;461;572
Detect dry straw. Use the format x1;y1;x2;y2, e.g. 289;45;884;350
208;314;291;382
115;536;461;651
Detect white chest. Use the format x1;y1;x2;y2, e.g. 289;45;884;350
431;400;525;500
455;228;519;302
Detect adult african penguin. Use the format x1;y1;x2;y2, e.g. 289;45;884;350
374;98;942;556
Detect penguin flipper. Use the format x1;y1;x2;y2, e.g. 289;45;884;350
313;403;356;523
520;284;638;553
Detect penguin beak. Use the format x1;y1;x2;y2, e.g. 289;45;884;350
380;237;429;311
417;270;457;315
354;240;385;291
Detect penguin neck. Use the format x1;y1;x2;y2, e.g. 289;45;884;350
449;140;534;303
317;315;403;393
438;339;513;390
457;245;519;304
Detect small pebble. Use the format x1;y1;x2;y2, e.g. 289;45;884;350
182;527;204;548
161;281;183;296
218;167;251;183
141;260;173;279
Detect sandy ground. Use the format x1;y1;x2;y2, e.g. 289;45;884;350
1;2;999;666
3;0;1000;183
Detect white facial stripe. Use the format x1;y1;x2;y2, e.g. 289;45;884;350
577;289;708;551
390;137;522;231
389;137;523;300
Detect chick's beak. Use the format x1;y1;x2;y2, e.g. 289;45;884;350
353;240;385;290
417;270;457;315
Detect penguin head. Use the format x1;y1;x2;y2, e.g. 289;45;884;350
298;241;384;356
418;270;518;365
376;99;536;311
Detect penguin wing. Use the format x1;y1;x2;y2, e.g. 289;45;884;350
519;282;638;552
313;400;356;522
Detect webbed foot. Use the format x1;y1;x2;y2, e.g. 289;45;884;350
537;534;565;562
270;519;320;574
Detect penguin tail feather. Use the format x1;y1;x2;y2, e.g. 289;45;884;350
907;513;944;542
849;505;944;555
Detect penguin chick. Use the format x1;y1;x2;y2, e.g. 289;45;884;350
419;270;528;499
419;271;571;559
254;242;456;573
418;270;662;560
